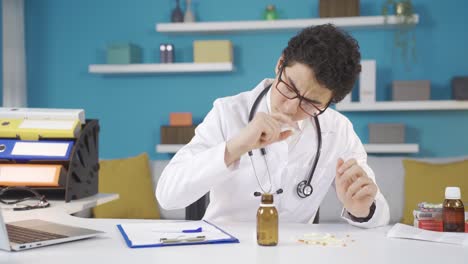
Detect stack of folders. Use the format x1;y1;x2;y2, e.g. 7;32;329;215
0;108;85;189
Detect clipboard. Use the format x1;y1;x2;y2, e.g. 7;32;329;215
117;220;239;248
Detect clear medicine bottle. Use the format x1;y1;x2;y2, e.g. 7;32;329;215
257;193;278;246
443;187;465;232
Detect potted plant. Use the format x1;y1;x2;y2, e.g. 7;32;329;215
382;0;417;66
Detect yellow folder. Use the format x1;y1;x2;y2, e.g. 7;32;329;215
0;164;65;187
0;118;81;140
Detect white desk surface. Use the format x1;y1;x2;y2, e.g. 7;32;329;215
1;193;119;219
1;204;467;264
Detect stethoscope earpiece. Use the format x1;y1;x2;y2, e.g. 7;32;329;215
253;189;283;197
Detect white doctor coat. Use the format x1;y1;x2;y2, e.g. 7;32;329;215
156;79;390;228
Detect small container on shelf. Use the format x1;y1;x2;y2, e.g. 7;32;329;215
160;126;196;144
184;0;195;23
171;0;184;23
159;44;175;63
392;80;431;101
170;112;192;126
193;40;233;63
359;60;376;103
263;5;278;20
106;43;142;64
368;123;405;144
452;76;468;100
319;0;360;18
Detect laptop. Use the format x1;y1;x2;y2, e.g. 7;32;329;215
0;209;103;251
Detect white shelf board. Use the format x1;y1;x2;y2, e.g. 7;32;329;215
88;62;234;74
156;15;419;34
364;144;419;154
336;100;468;111
156;144;185;153
156;143;418;154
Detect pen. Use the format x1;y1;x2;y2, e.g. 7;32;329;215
160;235;206;243
152;227;203;233
182;227;202;233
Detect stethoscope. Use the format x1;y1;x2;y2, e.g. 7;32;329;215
248;83;322;198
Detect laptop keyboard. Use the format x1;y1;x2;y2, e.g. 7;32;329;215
6;224;68;244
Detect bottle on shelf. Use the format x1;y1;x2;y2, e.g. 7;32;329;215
263;5;278;20
184;0;195;23
443;187;465;232
171;0;184;23
159;44;175;63
257;193;278;246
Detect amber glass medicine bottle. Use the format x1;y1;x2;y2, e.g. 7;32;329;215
443;187;465;232
257;193;278;246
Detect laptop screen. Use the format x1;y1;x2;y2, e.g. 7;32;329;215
0;209;12;251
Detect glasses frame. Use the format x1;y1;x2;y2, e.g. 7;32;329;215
276;65;331;117
0;186;50;211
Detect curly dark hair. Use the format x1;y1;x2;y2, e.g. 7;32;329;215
282;24;361;103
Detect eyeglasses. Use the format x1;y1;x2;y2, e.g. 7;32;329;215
0;186;50;211
276;65;331;117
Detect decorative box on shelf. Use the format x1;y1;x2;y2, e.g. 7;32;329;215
193;40;233;63
369;123;405;144
160;126;196;144
319;0;360;18
392;80;431;101
106;43;142;64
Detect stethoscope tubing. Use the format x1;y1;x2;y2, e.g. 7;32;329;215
248;83;322;198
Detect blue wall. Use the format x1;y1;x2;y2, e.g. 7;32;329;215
15;0;468;159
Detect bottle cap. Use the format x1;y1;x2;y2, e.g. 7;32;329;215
445;187;461;199
261;193;273;204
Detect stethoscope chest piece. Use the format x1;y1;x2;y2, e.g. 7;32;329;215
296;180;313;198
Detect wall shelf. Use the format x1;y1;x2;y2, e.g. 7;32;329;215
156;143;418;154
156;15;419;34
364;144;419;154
156;144;185;153
88;62;234;74
335;100;468;112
